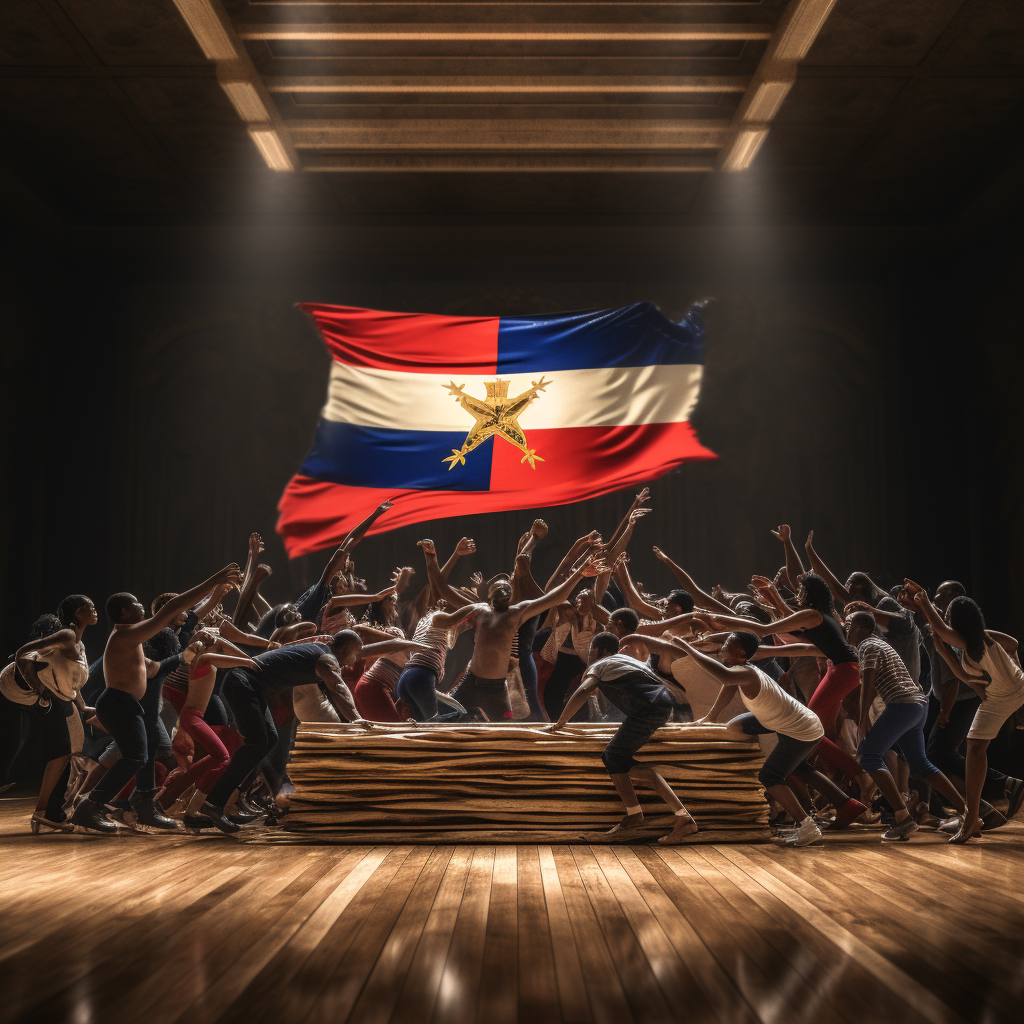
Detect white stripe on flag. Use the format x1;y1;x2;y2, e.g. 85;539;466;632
321;362;703;431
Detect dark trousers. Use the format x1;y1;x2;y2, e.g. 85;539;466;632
542;651;586;721
926;694;1006;801
91;688;148;804
207;670;279;807
517;616;544;721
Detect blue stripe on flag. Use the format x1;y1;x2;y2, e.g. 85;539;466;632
300;421;493;491
496;301;704;373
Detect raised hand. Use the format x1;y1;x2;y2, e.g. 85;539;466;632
249;532;264;556
633;487;651;507
805;530;815;553
470;571;484;587
417;538;436;557
214;563;244;587
844;600;875;616
652;545;669;562
531;519;549;539
629;508;650;525
711;583;727;604
771;524;791;542
581;555;610;578
456;537;476;556
378;499;394;512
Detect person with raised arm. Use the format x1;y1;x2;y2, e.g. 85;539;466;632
511;520;552;720
1;597;98;833
701;572;877;805
902;580;1024;843
652;546;734;616
844;611;967;842
420;538;606;720
70;563;243;834
292;500;394;625
201;629;433;832
548;631;698;843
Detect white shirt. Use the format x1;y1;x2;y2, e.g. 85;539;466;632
739;665;824;743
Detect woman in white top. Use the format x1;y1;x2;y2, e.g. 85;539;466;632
0;595;98;833
904;582;1024;843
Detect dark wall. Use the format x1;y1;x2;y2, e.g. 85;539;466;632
2;223;1015;662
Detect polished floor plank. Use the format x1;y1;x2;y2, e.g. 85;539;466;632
389;847;473;1024
2;799;1023;1024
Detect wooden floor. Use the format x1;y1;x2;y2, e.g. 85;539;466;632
2;797;1023;1024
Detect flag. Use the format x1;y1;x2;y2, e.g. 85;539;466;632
277;301;715;557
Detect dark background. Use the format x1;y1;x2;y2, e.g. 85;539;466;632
3;215;1021;666
2;0;1023;665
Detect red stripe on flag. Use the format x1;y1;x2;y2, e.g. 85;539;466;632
277;422;714;557
299;303;499;374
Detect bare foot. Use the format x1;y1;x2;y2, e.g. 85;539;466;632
605;812;644;836
658;816;699;845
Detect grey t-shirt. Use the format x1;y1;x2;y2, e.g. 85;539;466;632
924;635;974;702
876;597;922;683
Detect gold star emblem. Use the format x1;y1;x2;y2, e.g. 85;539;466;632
442;376;550;469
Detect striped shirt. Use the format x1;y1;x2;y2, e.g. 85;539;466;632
858;635;925;706
405;614;450;676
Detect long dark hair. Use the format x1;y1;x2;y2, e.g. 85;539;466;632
947;596;987;663
797;572;835;619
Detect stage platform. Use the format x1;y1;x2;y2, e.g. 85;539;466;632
285;722;770;844
1;796;1022;1024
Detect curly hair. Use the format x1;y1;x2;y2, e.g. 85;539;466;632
797;572;835;619
27;613;63;642
947;596;987;663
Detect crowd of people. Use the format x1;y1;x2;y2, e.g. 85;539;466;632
2;492;1023;848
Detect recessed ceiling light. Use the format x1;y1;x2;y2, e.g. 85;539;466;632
249;128;295;171
721;128;769;172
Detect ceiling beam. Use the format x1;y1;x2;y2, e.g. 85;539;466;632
266;74;750;94
720;0;838;171
302;152;717;172
288;118;732;149
171;0;298;170
236;23;774;42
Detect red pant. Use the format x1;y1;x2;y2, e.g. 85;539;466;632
807;660;863;781
161;710;242;803
352;673;406;722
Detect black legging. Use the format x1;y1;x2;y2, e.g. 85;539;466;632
90;688;148;804
927;694;1007;801
516;616;544;720
542;650;586;721
208;669;279;807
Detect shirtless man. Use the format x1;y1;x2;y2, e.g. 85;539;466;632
71;563;243;834
418;538;604;720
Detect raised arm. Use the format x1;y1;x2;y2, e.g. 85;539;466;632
635;612;696;637
216;618;275;651
120;564;243;646
699;608;822;639
325;585;397;613
902;582;965;649
770;524;805;592
652;547;733;615
612;557;662;620
603;502;650;564
517;554;604;619
545;532;599;590
418;539;472;609
430;605;477;631
803;531;849;606
605;488;649;553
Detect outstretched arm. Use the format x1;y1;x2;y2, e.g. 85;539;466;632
418;539;472;609
325;585;397;614
118;565;243;646
902;583;965;649
671;637;759;688
605;488;649;553
545;532;599;590
803;531;849;606
771;524;805;592
550;674;602;730
652;547;733;615
315;657;367;725
612;557;662;620
517;554;604;619
696;608;822;639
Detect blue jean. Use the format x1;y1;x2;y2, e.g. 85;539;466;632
397;665;438;720
859;701;937;776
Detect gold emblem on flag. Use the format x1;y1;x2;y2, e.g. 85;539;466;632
442;376;550;469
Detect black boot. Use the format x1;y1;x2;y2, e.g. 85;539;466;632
227;807;264;825
71;797;119;835
183;813;216;831
200;801;240;834
129;789;178;830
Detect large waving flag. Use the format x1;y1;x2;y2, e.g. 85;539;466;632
277;301;715;557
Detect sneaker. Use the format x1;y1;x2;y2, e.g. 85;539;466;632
938;815;962;834
784;820;823;847
881;816;919;842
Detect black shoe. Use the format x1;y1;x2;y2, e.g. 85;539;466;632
129;789;178;830
238;794;265;816
183;813;216;831
227;808;264;825
71;798;119;835
200;801;240;835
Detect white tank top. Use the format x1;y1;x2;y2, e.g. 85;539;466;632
964;639;1024;700
740;665;824;743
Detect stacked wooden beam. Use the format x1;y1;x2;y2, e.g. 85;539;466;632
285;722;769;844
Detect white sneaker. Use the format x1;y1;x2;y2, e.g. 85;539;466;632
938;815;962;834
784;819;823;847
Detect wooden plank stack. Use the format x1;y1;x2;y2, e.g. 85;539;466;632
285;722;770;844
